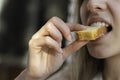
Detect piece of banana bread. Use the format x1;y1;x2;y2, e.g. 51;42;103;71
76;26;107;40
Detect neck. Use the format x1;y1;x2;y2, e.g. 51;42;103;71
103;54;120;80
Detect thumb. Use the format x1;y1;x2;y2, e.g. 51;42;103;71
63;40;88;59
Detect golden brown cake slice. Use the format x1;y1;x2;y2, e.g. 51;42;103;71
76;26;107;40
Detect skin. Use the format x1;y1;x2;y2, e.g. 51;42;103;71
16;0;120;80
24;17;88;80
80;0;120;80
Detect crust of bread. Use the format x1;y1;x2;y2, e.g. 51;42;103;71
76;26;107;40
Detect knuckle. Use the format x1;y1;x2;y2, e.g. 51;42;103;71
45;37;51;44
45;22;52;30
50;16;60;23
51;16;59;20
29;39;34;47
44;22;54;34
46;21;52;27
32;34;40;40
29;34;40;47
45;37;53;48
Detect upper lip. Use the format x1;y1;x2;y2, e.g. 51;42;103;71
87;16;111;26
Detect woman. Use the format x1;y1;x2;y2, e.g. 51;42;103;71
16;0;120;80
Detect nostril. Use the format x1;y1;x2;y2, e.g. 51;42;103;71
87;1;106;13
87;4;101;13
97;7;102;10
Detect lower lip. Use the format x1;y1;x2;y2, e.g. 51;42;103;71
90;31;111;43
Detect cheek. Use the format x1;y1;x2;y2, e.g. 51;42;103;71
80;7;88;25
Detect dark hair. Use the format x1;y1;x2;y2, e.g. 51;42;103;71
78;47;104;80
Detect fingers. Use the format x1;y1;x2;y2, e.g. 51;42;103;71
49;17;72;41
42;22;63;43
48;17;87;41
30;16;87;54
63;40;88;59
29;36;63;53
34;17;86;42
28;17;89;78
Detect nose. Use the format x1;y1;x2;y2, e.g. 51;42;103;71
87;0;107;13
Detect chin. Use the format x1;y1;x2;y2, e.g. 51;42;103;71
87;46;110;59
89;51;107;59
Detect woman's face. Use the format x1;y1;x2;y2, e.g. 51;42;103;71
80;0;120;58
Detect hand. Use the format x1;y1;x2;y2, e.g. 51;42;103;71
27;16;88;79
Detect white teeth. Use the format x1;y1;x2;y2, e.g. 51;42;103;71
101;22;105;26
90;22;109;27
105;24;109;27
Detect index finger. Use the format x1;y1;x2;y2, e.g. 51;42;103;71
50;17;72;41
50;17;87;41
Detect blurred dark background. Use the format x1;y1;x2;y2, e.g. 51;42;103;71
0;0;69;79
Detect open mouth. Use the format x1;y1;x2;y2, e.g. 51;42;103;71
107;25;112;32
90;22;112;33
